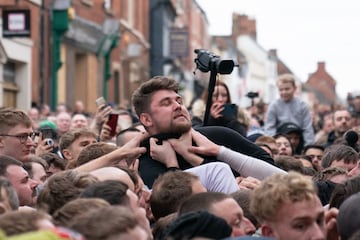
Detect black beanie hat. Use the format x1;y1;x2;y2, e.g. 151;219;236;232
157;211;232;240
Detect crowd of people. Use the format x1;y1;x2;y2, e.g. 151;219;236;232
0;74;359;239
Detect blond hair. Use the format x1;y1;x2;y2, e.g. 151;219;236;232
250;171;317;223
277;73;296;87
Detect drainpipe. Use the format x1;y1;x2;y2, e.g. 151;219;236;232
51;0;70;110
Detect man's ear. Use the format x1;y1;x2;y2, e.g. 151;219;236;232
261;224;275;237
61;149;72;161
0;204;7;215
140;113;153;128
0;137;4;148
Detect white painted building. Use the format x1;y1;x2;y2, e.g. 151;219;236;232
236;35;278;106
0;19;33;109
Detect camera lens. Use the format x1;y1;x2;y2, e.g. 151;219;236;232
45;139;54;146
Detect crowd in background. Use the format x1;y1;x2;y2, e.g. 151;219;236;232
0;74;359;239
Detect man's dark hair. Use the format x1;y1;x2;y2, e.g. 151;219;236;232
150;171;199;220
131;76;179;117
329;175;360;209
321;144;358;169
303;144;325;154
39;152;67;171
178;192;230;215
0;177;19;211
80;180;130;206
0;156;23;176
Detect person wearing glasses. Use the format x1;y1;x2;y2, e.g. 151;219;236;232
0;108;37;162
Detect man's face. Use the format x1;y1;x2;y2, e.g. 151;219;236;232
141;90;191;135
277;82;296;102
0;124;36;162
263;197;326;240
353;97;360;112
304;148;324;171
333;110;352;136
56;112;71;134
286;132;300;149
275;136;293;156
210;198;256;236
64;135;97;162
71;114;88;129
5;165;38;206
30;162;48;184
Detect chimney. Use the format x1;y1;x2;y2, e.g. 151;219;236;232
232;13;257;40
317;62;325;71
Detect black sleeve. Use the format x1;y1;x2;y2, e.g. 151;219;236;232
195;125;275;165
138;138;193;188
138;152;168;189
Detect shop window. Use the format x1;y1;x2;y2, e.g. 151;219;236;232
3;61;19;107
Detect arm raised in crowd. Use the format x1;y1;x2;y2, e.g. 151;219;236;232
75;132;148;172
189;129;286;180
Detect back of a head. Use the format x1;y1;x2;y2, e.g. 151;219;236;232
68;206;141;240
76;142;117;167
53;198;110;227
0;210;52;236
151;171;199;220
179;192;229;215
250;171;317;223
0;176;19;212
157;211;232;240
321;144;359;169
274;155;304;174
37;170;98;214
39;153;67;171
90;167;135;191
79;180;129;206
337;192;360;240
329;175;360;209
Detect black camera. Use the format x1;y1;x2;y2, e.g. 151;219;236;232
246;91;259;99
194;49;236;74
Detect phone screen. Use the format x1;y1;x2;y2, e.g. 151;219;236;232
221;103;237;120
40;128;55;140
108;113;119;137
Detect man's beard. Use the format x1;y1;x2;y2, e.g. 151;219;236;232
156;120;191;135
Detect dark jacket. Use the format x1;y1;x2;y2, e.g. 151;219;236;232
139;126;274;188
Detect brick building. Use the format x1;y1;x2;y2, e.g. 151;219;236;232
306;61;338;105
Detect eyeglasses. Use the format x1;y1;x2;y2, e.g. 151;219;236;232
0;132;37;144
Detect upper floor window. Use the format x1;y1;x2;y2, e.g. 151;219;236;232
104;0;111;10
3;61;15;83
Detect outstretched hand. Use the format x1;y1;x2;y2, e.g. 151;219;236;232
188;129;220;157
168;130;204;166
149;138;178;168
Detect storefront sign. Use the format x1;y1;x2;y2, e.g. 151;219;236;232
2;9;31;37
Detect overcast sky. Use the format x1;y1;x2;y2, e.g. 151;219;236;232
196;0;360;99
